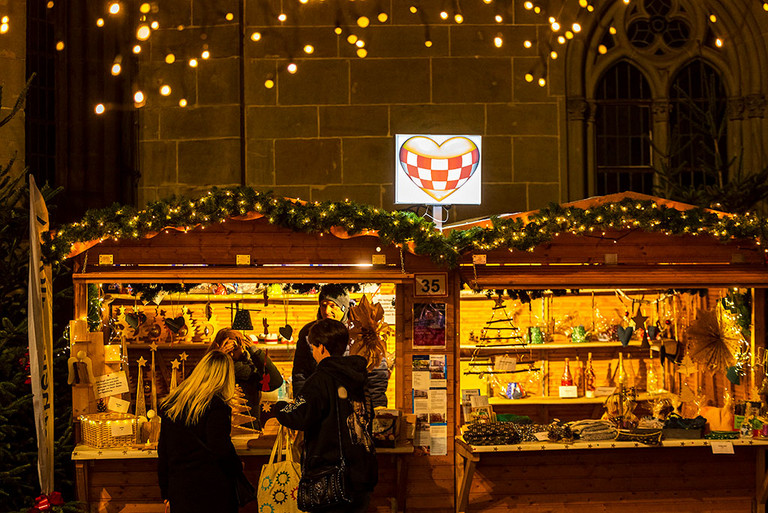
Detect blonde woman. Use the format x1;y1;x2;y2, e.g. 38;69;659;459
157;350;244;512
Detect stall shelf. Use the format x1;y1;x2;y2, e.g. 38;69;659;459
455;437;768;513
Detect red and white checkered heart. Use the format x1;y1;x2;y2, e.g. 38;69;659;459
398;136;479;202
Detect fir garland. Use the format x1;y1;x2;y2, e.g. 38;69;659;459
44;189;768;269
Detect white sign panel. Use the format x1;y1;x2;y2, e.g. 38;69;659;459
395;134;482;205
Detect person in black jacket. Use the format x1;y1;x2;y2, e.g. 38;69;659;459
292;284;351;397
276;319;378;513
207;328;283;429
293;285;390;408
157;350;244;513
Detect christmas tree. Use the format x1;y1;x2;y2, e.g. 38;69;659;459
0;79;77;511
230;385;261;437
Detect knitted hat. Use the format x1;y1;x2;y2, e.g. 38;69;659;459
318;284;351;322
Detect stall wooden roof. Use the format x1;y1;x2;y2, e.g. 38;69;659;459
444;192;768;289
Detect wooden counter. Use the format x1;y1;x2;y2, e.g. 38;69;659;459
455;437;768;513
72;437;414;513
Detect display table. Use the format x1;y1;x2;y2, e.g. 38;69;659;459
72;437;414;513
455;436;768;513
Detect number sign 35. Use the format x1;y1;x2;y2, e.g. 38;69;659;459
414;274;447;297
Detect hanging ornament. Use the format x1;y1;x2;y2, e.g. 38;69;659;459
170;359;180;391
687;309;740;373
136;356;147;418
149;342;158;412
179;352;188;381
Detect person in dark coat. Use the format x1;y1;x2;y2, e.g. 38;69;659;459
293;284;390;408
157;350;243;513
207;328;283;429
276;319;378;513
292;284;352;397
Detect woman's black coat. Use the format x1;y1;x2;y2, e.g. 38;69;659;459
158;395;242;513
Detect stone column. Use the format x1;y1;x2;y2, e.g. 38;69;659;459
651;100;673;193
566;97;589;200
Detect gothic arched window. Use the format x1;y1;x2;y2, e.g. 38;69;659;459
669;60;727;189
594;61;654;195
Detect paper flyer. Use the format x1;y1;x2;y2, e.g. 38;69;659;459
429;423;448;456
429;354;447;388
413;302;446;348
94;371;129;398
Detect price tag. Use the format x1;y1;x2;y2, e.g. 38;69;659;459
110;420;133;437
711;441;735;454
534;432;549;441
495;356;517;372
559;385;578;398
414;274;448;297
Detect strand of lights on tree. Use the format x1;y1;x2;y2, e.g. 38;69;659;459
44;1;766;113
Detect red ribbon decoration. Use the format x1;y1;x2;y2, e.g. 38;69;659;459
29;492;64;512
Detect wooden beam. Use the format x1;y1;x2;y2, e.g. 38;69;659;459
460;264;768;288
73;267;414;284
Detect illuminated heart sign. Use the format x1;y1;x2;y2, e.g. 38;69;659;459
398;136;480;202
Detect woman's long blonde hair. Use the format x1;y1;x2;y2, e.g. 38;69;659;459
160;350;235;426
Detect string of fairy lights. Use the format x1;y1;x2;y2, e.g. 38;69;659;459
5;0;754;113
44;186;768;268
0;1;761;110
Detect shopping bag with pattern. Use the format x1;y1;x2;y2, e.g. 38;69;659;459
257;426;301;513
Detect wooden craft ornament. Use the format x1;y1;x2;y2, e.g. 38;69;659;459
67;350;96;385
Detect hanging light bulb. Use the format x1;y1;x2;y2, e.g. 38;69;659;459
494;35;503;48
550;50;558;59
495;15;503;23
278;13;287;21
715;38;723;47
150;20;159;29
140;3;150;13
188;58;198;67
201;49;210;59
598;44;608;54
136;24;150;40
454;13;464;23
94;103;106;114
523;40;532;48
110;57;122;75
179;98;188;107
160;85;172;96
303;44;314;54
524;1;533;9
251;31;261;41
357;16;369;28
538;77;546;87
357;48;368;58
132;44;141;53
287;62;298;73
165;53;175;63
377;12;388;22
572;22;581;32
108;2;120;15
440;11;449;20
96;18;105;27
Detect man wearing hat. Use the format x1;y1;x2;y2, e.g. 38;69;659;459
292;284;351;396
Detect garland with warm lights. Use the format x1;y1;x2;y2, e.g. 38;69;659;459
461;198;768;254
46;189;768;269
45;187;455;265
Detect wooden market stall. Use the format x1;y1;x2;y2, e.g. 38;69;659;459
446;192;768;512
64;201;461;513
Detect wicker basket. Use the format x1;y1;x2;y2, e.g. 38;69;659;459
80;412;137;448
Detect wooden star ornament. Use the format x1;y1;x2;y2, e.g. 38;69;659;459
137;356;147;367
631;309;648;330
171;359;180;370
